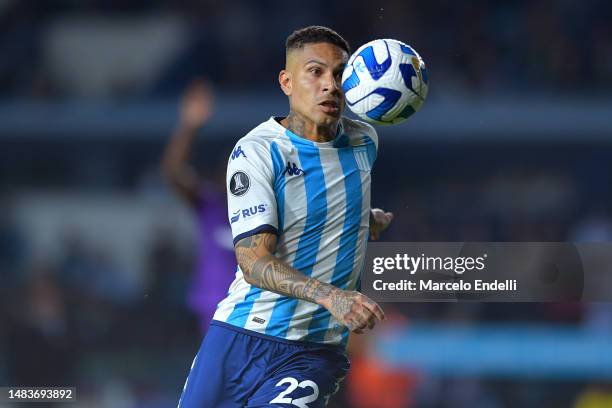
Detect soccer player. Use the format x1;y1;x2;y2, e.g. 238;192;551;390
178;26;393;407
162;81;236;333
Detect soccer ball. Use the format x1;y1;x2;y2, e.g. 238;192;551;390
342;39;429;125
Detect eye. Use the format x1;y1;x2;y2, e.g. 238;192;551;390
309;67;322;76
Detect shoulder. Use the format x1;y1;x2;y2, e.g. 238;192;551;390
340;116;379;150
232;117;288;155
228;117;290;178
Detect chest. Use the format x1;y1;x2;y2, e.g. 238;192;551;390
280;146;369;227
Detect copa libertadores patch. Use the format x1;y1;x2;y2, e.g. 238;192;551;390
229;171;250;196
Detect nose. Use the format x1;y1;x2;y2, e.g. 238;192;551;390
322;71;341;95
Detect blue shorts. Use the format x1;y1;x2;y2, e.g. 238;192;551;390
177;320;350;408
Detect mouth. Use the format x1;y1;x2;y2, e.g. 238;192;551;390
318;100;340;114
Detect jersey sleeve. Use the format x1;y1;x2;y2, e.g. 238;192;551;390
363;121;379;152
357;120;379;169
350;118;379;153
226;139;278;245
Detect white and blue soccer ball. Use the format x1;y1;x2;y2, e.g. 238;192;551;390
342;39;429;125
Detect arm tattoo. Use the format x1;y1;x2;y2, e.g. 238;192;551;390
330;290;353;320
235;234;264;267
235;232;333;304
303;279;333;302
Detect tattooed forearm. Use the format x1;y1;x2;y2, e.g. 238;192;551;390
236;233;384;333
235;232;385;332
303;278;334;302
235;232;334;305
250;256;331;303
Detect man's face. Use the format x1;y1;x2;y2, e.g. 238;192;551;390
280;42;348;127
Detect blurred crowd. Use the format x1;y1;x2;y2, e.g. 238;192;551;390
2;0;612;406
1;0;612;98
0;211;198;406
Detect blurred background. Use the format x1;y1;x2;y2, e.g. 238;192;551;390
1;0;612;407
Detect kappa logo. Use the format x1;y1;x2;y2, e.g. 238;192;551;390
231;146;247;160
283;162;305;176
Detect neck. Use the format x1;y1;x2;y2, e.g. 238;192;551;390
281;111;338;143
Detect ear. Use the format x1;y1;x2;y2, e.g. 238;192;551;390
279;70;291;96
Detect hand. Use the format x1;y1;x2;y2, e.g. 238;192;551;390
370;208;393;240
323;288;385;334
179;79;214;130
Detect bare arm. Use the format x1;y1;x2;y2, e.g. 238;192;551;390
235;232;385;333
161;80;213;208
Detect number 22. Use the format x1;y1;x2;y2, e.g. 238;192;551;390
269;377;319;408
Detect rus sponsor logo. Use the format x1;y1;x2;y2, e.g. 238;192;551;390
230;203;267;224
242;203;267;218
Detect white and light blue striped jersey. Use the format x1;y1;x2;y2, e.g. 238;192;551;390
213;116;378;346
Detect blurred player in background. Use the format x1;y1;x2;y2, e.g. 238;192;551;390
178;26;393;407
162;81;236;333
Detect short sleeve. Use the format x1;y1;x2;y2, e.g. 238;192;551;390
349;118;379;152
226;140;278;245
363;121;379;152
356;120;379;168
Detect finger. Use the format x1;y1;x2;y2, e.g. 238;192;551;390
366;313;376;330
345;320;356;332
364;306;381;328
361;297;386;322
346;311;366;331
379;213;393;229
346;321;361;333
352;310;376;332
371;228;379;240
352;310;371;331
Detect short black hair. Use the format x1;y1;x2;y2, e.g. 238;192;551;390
286;26;350;55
